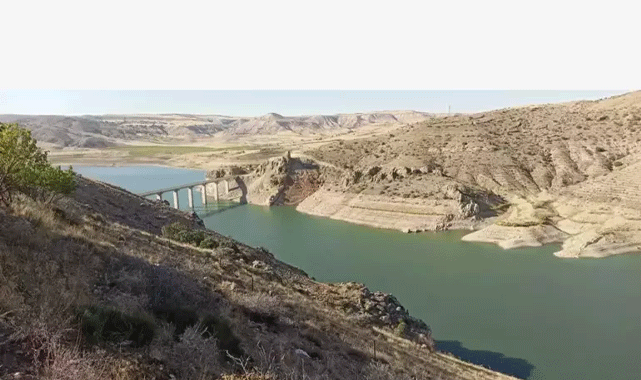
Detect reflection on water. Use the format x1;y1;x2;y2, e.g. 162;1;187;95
192;202;244;218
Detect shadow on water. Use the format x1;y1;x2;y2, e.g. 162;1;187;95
195;203;245;218
436;340;535;379
234;176;248;204
193;176;250;217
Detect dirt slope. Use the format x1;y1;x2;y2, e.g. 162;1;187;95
0;176;517;379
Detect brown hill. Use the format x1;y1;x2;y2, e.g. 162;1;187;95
0;111;434;148
299;92;641;257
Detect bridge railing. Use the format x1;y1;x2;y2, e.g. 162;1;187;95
139;175;248;209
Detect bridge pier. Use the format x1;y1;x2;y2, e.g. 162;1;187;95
140;176;246;206
172;190;180;209
201;185;207;206
187;187;194;209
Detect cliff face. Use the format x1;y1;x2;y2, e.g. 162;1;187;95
1;176;516;379
296;165;504;233
205;155;323;206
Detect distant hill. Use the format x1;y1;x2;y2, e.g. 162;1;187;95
0;111;434;148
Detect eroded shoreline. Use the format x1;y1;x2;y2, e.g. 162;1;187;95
63;157;641;259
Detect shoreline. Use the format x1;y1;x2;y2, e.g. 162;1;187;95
61;159;641;259
51;157;210;170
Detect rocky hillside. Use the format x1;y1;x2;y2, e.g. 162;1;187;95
0;111;433;148
308;92;641;195
0;175;517;379
205;154;326;207
295;92;641;257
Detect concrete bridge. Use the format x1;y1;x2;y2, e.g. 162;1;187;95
139;175;248;209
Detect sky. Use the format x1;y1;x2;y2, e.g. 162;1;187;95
1;1;637;113
0;90;628;117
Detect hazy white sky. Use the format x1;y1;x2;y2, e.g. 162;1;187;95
1;1;637;95
0;90;626;116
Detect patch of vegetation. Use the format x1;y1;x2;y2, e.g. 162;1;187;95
161;221;209;247
78;306;155;347
219;240;241;253
201;315;244;360
110;145;245;157
152;305;199;337
161;221;186;238
495;219;545;227
151;304;244;360
395;320;407;337
0;123;76;206
181;229;206;245
199;235;219;249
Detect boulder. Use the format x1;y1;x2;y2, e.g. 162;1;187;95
459;201;480;218
367;166;381;176
188;211;205;227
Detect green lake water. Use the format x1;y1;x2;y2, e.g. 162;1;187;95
73;165;641;380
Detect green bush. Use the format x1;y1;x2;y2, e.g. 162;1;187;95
0;123;76;206
161;221;188;240
184;230;205;245
78;306;155;347
163;222;212;247
175;230;192;243
176;229;205;245
199;236;219;249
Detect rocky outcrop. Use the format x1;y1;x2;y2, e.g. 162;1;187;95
208;165;251;179
297;163;502;233
296;189;493;233
323;282;434;350
206;155;322;206
359;288;434;349
461;157;641;256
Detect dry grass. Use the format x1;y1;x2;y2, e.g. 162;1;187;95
0;178;515;380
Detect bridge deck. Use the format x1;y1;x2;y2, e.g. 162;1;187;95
138;175;246;197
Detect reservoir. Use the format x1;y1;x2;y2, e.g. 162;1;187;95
73;165;641;380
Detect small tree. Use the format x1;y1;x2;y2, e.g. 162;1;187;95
0;123;76;206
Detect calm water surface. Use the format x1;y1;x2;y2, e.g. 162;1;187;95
74;165;641;380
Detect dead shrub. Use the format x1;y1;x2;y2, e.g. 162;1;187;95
78;306;155;347
151;323;223;380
